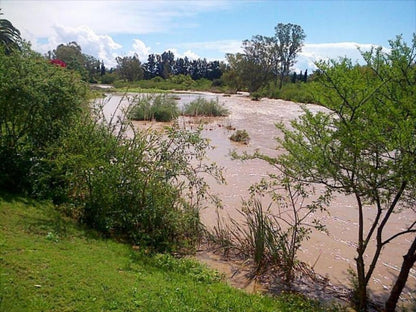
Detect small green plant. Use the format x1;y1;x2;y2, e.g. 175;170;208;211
129;94;179;122
230;129;250;144
182;97;229;117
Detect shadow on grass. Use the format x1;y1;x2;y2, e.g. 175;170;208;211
0;191;105;242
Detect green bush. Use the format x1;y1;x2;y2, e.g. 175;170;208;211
168;74;195;88
129;94;180;122
253;82;319;104
100;72;117;84
50;102;224;252
229;129;250;144
182;97;229;117
0;44;87;193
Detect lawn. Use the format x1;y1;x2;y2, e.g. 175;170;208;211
0;194;325;311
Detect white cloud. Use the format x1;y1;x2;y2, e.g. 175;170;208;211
183;50;200;60
164;48;200;60
3;1;231;37
30;25;123;68
128;39;152;62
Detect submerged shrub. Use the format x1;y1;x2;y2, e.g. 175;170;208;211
230;129;250;144
129;94;179;122
211;174;329;286
182;97;229;117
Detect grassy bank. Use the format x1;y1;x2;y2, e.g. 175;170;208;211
113;77;228;94
0;194;325;312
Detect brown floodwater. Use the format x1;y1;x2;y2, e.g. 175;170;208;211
101;91;415;305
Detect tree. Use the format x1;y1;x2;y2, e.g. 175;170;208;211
276;35;416;311
143;54;158;79
100;60;106;76
0;8;21;53
83;53;100;82
303;69;308;82
224;52;270;92
275;23;306;89
52;42;88;79
225;23;305;92
241;35;275;90
115;54;143;81
161;50;175;79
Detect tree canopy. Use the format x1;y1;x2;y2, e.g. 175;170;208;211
224;22;306;92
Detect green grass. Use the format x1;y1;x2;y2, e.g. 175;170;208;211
0;194;326;311
182;97;229;117
113;77;228;94
129;94;180;122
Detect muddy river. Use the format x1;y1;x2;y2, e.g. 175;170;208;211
100;91;415;305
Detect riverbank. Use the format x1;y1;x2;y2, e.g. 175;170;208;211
0;194;326;311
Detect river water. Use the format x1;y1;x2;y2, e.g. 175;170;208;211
100;91;415;305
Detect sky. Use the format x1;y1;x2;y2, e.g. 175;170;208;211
1;0;415;71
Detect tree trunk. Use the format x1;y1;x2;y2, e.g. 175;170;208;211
385;236;416;312
356;254;368;312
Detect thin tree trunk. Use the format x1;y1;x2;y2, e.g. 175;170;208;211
356;254;368;312
355;192;368;311
385;236;416;312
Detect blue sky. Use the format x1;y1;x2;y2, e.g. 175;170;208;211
2;0;415;71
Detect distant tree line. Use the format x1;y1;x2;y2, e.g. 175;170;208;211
46;41;224;84
44;22;307;90
115;51;223;82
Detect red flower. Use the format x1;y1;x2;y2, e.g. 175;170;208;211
50;59;67;68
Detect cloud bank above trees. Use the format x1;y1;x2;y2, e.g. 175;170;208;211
2;1;394;70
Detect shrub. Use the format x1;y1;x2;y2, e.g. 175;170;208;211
0;44;87;193
182;97;229;117
50;100;224;252
229;129;250;144
253;82;318;104
168;74;195;88
100;72;117;84
129;94;179;122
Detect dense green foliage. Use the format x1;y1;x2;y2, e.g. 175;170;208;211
252;81;318;104
182;97;229;117
0;44;87;193
114;75;222;93
143;52;223;81
277;35;416;311
0;195;327;312
128;94;180;122
116;54;144;82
